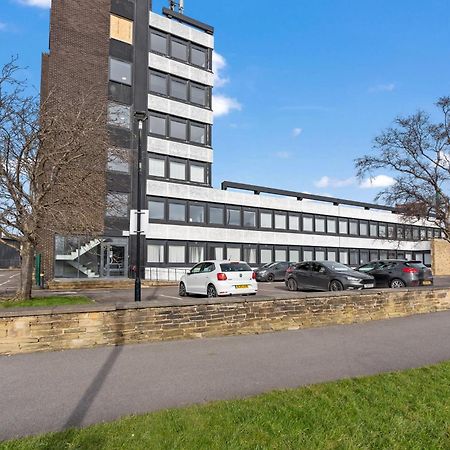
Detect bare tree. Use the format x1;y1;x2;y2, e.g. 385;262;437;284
355;97;450;243
0;58;112;299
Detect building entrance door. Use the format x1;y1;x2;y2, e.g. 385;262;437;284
101;243;128;277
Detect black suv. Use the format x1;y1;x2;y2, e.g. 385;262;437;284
357;260;433;288
254;262;294;282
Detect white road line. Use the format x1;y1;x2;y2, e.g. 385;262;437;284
9;273;19;279
159;294;183;300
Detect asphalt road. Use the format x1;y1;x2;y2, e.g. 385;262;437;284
1;310;450;441
0;270;20;297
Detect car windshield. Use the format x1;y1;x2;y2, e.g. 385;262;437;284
406;261;427;269
259;263;275;269
220;262;252;272
321;261;351;272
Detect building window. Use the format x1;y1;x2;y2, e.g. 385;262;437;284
303;249;314;261
339;250;349;265
420;228;427;240
150;30;167;54
274;248;287;262
289;215;300;231
148;156;166;177
274;213;287;230
190;164;205;183
327;218;337;234
191;84;207;106
169;160;186;180
106;192;128;217
107;149;129;173
171;77;188;101
315;217;325;233
225;246;240;261
339;219;348;235
189;204;205;223
369;222;378;237
289;249;300;262
243;210;256;228
190;45;207;68
109;58;132;85
243;246;257;264
208;206;224;225
359;221;368;237
169;118;187;140
149;71;168;95
349;220;358;235
303;216;313;232
388;224;396;239
226;207;241;226
260;248;272;263
212;246;224;260
327;249;337;261
379;224;387;238
379;250;388;260
315;249;326;261
171;38;188;61
110;14;133;45
148;199;165;220
108;103;130;129
370;250;379;261
260;212;272;229
360;250;369;265
168;245;185;263
168;202;186;222
405;227;412;240
349;250;359;266
149;113;166;136
148;244;165;263
190;122;206;144
189;244;204;263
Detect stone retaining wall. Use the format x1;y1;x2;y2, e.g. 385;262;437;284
1;288;450;355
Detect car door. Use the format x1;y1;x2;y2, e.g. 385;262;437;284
275;262;288;280
186;263;204;293
198;262;215;295
368;262;392;287
310;262;330;291
292;262;312;289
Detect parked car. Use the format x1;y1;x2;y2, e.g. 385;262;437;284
254;261;294;282
179;260;257;298
356;259;433;288
285;261;375;292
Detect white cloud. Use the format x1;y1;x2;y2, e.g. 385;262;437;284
359;175;396;189
212;51;229;88
18;0;51;7
292;127;302;138
274;151;291;159
368;83;396;93
212;94;242;117
315;176;355;188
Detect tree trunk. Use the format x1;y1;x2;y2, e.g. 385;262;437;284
17;241;34;300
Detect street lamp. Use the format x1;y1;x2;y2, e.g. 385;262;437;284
134;111;147;302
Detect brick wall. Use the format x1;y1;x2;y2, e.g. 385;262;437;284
431;239;450;276
1;289;450;355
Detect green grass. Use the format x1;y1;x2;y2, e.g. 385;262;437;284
0;296;93;309
2;361;450;450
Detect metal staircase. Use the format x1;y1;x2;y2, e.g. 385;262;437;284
55;238;101;278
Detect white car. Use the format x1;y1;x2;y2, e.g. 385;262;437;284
179;260;258;298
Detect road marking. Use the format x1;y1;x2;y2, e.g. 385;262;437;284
160;294;183;300
9;273;19;279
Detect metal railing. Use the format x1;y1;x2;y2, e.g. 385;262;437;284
145;267;190;282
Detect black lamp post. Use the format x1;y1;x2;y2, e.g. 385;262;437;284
134;111;147;302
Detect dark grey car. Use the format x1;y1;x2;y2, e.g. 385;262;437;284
285;261;375;292
356;259;433;288
254;262;293;282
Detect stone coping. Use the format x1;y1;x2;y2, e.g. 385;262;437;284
0;287;443;318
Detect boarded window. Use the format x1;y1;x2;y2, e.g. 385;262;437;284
110;15;133;45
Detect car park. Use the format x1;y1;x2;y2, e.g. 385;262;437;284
179;260;258;298
356;259;433;288
254;261;294;282
285;261;375;292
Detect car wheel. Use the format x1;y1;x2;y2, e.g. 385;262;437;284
287;278;298;291
179;282;187;297
390;278;406;289
207;284;218;298
329;280;344;291
267;273;275;282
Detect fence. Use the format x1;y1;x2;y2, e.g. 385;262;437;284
145;267;190;282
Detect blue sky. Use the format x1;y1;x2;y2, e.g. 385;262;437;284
1;0;450;203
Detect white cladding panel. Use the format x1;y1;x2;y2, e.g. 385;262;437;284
148;94;213;124
149;11;214;49
148;136;213;163
149;53;214;87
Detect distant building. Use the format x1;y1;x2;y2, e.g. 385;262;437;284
40;0;437;280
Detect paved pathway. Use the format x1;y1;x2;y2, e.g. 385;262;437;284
1;311;450;441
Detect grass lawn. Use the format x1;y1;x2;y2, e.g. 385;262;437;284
0;296;93;309
2;361;450;449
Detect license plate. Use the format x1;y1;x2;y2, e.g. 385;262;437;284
422;280;432;285
364;284;374;289
235;284;249;289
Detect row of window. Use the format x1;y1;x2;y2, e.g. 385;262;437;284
148;154;209;185
147;240;432;266
150;70;211;108
150;28;211;70
147;197;442;240
149;111;211;146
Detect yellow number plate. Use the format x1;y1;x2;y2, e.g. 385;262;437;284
235;284;250;289
422;280;432;285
